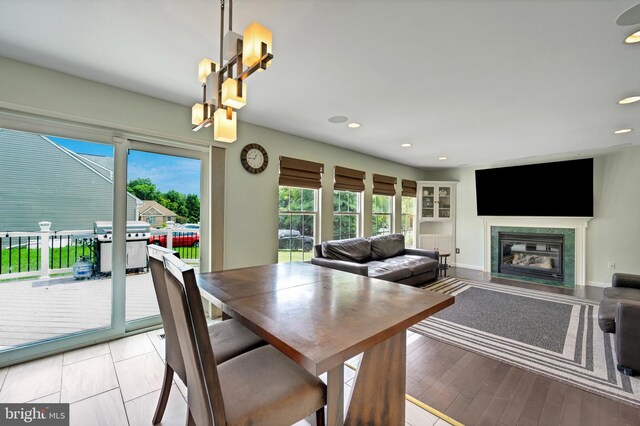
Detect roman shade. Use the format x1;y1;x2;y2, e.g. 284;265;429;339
401;179;417;197
334;166;366;192
372;174;397;196
279;156;324;189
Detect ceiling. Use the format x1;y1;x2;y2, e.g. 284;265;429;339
0;0;638;169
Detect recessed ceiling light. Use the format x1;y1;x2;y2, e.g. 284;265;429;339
400;143;412;148
438;156;448;160
616;3;640;26
347;122;361;128
614;128;633;134
328;115;348;123
618;96;640;105
625;30;640;44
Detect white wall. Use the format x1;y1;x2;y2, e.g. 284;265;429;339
0;56;213;146
426;147;640;284
0;56;428;270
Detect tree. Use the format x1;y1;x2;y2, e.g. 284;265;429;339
278;187;315;237
127;178;159;201
127;178;200;224
185;194;200;223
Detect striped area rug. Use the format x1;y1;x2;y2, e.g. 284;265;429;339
412;277;640;409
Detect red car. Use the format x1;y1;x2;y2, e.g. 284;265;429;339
148;231;199;247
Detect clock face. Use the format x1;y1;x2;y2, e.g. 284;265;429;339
246;148;264;169
240;143;268;174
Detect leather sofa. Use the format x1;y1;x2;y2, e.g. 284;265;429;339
597;272;640;376
310;233;439;286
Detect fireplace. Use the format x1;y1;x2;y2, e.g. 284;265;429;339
499;232;564;282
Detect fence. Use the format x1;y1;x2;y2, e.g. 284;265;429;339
0;221;199;280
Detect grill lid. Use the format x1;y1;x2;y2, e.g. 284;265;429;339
94;221;151;234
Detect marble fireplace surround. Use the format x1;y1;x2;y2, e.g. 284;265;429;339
481;217;593;287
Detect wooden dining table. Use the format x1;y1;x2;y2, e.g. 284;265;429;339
197;262;454;426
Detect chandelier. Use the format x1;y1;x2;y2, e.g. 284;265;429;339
191;0;273;143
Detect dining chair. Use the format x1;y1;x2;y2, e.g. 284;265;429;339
162;253;327;425
146;244;266;425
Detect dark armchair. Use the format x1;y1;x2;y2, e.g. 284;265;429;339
597;272;640;376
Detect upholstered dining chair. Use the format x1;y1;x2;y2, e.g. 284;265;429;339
146;245;266;425
162;252;327;425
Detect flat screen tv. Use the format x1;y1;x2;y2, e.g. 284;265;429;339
475;158;593;216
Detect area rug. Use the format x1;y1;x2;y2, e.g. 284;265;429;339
411;277;640;409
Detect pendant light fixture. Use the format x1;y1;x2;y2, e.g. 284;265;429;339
191;0;273;143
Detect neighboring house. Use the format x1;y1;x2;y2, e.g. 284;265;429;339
139;200;177;228
0;129;140;232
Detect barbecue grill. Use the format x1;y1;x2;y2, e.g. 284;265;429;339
94;221;151;274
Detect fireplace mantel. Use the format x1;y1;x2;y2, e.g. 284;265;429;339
480;217;593;286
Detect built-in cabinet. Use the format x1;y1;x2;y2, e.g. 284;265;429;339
417;181;456;259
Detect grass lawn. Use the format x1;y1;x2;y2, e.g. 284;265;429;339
0;245;200;276
176;246;199;260
278;250;314;263
0;245;95;275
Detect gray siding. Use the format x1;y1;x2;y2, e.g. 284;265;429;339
0;129;137;232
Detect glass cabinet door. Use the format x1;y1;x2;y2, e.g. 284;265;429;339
437;185;452;219
421;185;435;219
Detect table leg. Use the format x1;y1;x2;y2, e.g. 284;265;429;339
443;256;448;277
327;365;344;426
345;330;406;426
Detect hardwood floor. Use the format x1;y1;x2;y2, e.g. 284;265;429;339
0;266;637;425
406;267;640;426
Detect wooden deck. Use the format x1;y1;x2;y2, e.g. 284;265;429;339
0;273;160;350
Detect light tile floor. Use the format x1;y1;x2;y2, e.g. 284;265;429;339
0;329;453;426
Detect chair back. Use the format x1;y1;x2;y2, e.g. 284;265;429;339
146;245;186;382
163;253;227;426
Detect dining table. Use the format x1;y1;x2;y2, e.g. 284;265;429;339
197;262;454;426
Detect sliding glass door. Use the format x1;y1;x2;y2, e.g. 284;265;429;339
0;128;208;365
125;146;202;328
0;129;114;355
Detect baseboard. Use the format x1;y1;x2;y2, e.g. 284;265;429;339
452;263;484;271
585;280;608;288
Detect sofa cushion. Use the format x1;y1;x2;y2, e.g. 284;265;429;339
604;287;640;302
369;234;405;260
382;255;439;277
321;238;371;262
365;261;412;282
598;299;617;333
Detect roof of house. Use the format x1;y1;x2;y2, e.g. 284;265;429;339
139;200;177;217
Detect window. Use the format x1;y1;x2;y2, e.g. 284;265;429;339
333;166;365;240
333;190;360;240
401;179;417;247
278;186;318;263
401;196;416;247
372;173;397;237
372;195;392;236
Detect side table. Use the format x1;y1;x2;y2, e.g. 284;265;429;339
438;253;451;278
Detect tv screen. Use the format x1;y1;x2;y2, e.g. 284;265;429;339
475;158;593;216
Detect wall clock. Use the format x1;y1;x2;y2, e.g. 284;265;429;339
240;143;268;174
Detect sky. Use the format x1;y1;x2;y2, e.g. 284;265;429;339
48;136;201;196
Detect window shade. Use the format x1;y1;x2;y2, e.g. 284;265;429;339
334;166;366;192
372;174;397;196
401;179;417;197
279;156;324;189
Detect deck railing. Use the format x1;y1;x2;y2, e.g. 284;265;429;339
1;221;199;280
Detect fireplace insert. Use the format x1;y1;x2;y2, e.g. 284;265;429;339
499;232;563;281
